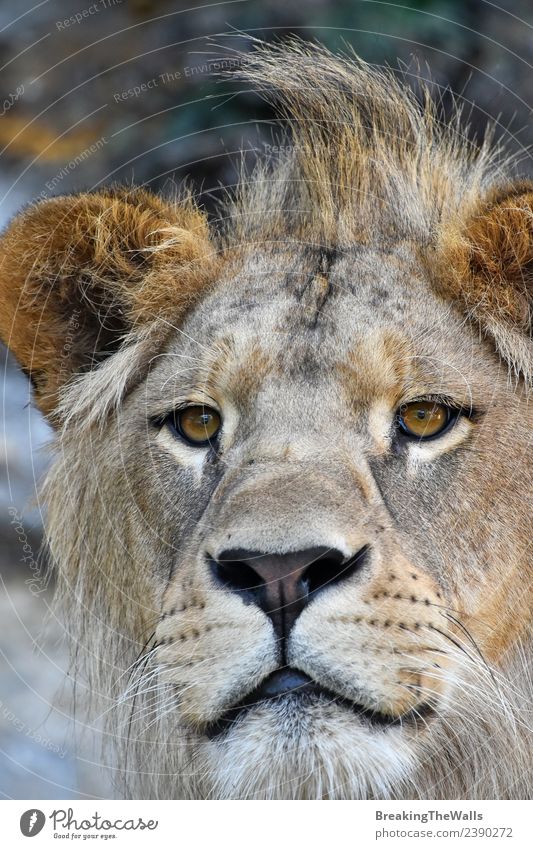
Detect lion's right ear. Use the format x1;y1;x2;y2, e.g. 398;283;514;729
0;187;218;420
438;182;533;383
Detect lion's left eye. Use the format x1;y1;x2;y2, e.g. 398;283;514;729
166;405;222;446
397;400;455;440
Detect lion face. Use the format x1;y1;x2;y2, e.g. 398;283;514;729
109;244;530;798
1;44;532;799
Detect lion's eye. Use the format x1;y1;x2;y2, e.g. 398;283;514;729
397;400;453;440
167;405;221;446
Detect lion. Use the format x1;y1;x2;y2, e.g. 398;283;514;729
0;42;531;800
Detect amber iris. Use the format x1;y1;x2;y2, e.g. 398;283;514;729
398;400;450;439
175;405;221;445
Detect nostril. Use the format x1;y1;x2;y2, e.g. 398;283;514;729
303;545;370;595
209;556;264;595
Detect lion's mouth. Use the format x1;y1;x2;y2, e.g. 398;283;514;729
205;668;434;739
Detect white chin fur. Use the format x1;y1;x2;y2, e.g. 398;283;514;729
191;698;417;800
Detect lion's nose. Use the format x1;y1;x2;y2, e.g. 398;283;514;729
210;545;369;642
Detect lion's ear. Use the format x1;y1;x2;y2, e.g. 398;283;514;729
0;187;217;419
439;182;533;382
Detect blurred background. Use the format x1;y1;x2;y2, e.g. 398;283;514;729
1;0;532;799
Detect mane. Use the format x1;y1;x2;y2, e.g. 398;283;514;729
227;40;505;248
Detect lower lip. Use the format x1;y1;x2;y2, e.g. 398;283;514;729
204;669;433;739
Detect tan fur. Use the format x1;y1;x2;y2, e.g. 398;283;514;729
0;42;531;799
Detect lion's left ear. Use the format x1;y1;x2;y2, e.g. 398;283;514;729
438;182;533;382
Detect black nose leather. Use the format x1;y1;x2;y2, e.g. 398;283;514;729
210;545;369;642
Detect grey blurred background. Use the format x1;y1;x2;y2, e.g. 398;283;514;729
1;0;532;799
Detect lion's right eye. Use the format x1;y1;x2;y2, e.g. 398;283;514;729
165;405;222;447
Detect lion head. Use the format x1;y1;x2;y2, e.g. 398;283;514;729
1;43;531;799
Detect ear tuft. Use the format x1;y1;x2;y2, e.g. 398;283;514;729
0;187;219;418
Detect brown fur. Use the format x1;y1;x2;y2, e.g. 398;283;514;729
437;181;533;333
0;186;219;417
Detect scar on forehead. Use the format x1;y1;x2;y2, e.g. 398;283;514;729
299;272;331;327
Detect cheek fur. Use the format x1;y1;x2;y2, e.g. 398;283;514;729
156;426;207;478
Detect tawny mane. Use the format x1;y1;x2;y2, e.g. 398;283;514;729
230;41;499;246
